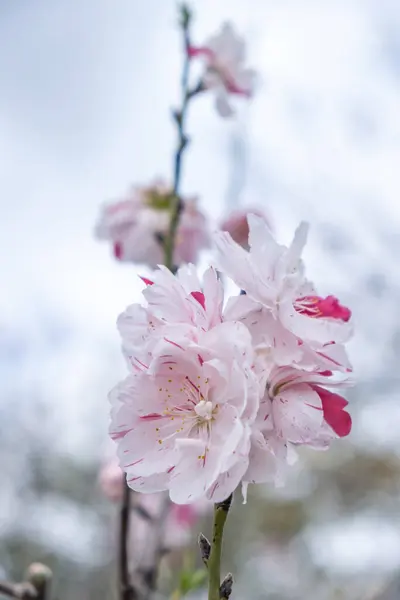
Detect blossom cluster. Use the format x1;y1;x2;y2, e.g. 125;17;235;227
109;215;353;504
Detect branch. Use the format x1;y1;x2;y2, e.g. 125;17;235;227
164;3;202;271
0;580;36;599
119;481;136;600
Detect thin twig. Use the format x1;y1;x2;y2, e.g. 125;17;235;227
207;495;233;600
164;4;202;271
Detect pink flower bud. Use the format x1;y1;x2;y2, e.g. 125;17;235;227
220;208;272;249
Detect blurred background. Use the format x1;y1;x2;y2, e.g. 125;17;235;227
1;0;400;598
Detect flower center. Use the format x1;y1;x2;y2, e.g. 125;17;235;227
194;400;213;422
294;295;351;322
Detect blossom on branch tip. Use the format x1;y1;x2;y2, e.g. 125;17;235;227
95;179;209;268
188;22;256;117
108;218;354;500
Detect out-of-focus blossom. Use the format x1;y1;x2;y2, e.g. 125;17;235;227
188;23;256;117
130;493;211;550
215;214;353;370
99;458;211;547
95;179;209;268
99;458;124;502
220;207;272;249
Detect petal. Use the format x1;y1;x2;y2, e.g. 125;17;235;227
210;403;246;471
244;431;278;484
279;296;353;346
273;383;323;443
116;414;190;477
127;471;170;493
207;456;249;502
283;221;309;276
314;386;352;437
169;439;221;504
202;267;224;328
215;90;234;117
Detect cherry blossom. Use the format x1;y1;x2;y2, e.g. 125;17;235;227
243;365;352;493
215;214;353;370
188;22;256;117
109;322;259;504
259;366;352;444
95;179;209;268
117;265;224;368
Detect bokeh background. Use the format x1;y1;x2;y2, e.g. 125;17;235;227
1;0;400;598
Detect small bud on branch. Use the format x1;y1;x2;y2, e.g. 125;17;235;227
198;532;211;565
219;573;233;599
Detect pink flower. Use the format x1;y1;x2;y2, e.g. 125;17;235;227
95;179;209;268
109;322;259;504
216;214;353;370
99;458;124;502
260;366;352;444
244;366;352;491
188;22;256;117
220;208;272;249
117;265;224;368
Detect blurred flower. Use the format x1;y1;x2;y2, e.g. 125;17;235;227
216;214;353;370
95;179;209;268
99;458;124;502
220;207;272;249
188;23;256;117
131;494;211;550
99;458;210;546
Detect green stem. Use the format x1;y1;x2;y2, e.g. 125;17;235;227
207;495;232;600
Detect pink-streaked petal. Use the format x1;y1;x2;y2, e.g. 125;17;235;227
273;383;323;444
169;439;221;504
314;386;352;437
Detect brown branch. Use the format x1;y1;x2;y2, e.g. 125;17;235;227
164;4;203;271
119;481;136;600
